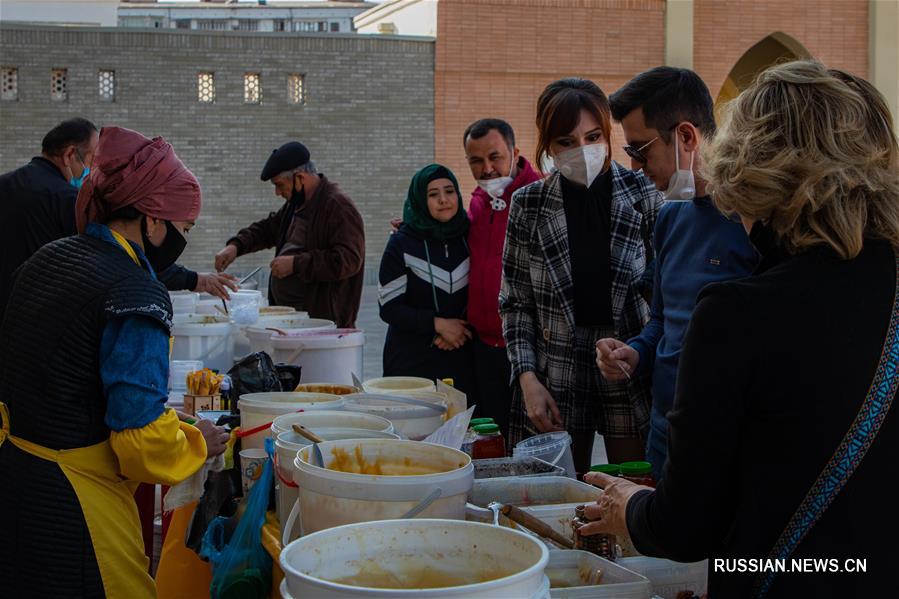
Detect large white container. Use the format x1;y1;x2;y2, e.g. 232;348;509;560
513;432;577;478
239;392;347;450
362;376;436;395
547;551;652;598
232;307;300;361
271;410;394;439
245;317;336;356
171;314;234;374
274;428;401;542
280;519;549;599
265;329;365;385
287;439;473;539
343;393;446;440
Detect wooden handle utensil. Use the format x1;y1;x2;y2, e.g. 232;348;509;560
500;503;575;549
292;423;324;444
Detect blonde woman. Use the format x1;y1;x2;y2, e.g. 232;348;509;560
581;61;899;597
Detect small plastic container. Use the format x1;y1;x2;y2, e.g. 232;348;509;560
619;461;655;487
513;431;576;478
169;359;204;391
228;289;262;325
471;423;505;459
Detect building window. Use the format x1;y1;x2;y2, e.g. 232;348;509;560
98;70;115;102
197;20;228;31
330;22;340;33
175;20;191;29
51;69;68;102
318;21;327;32
244;73;261;104
275;19;287;32
295;21;319;32
2;67;18;101
287;74;306;105
198;72;215;103
236;19;258;32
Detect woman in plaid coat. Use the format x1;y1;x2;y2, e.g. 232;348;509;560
500;78;662;472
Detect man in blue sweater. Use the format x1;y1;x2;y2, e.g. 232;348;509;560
596;67;758;481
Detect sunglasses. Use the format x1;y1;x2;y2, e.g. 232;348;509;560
622;123;691;165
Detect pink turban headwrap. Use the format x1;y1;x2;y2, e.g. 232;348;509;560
75;126;201;233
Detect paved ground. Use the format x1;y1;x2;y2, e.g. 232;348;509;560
358;284;387;381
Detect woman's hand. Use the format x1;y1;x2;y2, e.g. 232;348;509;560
194;272;239;300
579;471;654;537
434;317;472;349
433;335;455;351
519;372;564;432
193;419;230;458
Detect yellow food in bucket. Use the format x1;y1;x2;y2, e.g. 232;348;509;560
326;446;447;476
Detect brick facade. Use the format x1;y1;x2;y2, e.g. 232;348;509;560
693;0;869;99
435;0;667;196
0;26;435;282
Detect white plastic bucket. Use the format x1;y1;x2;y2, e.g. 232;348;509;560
239;392;347;450
171;314;234;374
232;308;301;361
513;432;576;478
267;329;365;385
244;317;336;356
343;393;446;440
286;439;473;540
362;376;436;395
274;428;401;542
169;291;198;314
280;519;549;598
271;410;394;439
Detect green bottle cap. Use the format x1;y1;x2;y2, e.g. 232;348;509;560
472;423;501;434
469;418;495;427
590;464;621;475
619;461;653;476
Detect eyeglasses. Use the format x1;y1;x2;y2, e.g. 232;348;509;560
622;137;659;165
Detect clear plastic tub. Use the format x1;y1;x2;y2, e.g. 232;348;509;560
513;431;576;478
616;557;708;599
547;550;652;598
473;456;566;479
228;289;262;325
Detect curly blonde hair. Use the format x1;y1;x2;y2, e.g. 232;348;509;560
703;60;899;258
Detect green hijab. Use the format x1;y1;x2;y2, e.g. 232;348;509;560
402;164;470;241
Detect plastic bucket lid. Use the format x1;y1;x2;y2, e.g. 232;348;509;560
271;410;394;437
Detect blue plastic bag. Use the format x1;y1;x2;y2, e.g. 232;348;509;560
201;437;274;599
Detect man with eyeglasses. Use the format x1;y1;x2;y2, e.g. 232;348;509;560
595;67;758;481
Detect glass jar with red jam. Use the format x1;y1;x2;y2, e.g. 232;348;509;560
619;461;655;487
471;423;505;459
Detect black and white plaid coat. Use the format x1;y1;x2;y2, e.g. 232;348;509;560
499;162;663;437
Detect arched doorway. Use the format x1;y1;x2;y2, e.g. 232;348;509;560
715;32;812;111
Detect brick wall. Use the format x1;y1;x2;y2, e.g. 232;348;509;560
693;0;869;98
434;0;667;197
0;25;435;282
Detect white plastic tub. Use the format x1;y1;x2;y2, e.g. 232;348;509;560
513;432;577;478
547;550;652;598
232;308;302;360
270;329;364;385
616;557;708;599
238;392;347;450
343;393;446;440
287;439;473;538
245;317;336;355
280;519;549;598
363;376;436;395
274;428;401;543
171;314;234;374
271;410;394;439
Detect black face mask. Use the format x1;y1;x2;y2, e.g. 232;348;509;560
142;219;187;272
290;175;305;207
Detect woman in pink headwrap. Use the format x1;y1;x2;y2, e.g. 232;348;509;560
0;127;229;599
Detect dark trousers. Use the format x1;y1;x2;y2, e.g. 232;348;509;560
471;338;513;440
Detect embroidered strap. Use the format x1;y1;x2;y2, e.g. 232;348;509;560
755;251;899;597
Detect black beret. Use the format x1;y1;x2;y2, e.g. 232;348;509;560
260;141;311;181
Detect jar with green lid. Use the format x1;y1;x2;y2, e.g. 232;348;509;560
619;461;655;487
469;417;495;427
471;423;505;459
462;418;495;456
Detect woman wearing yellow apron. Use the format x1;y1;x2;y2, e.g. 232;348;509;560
0;126;229;598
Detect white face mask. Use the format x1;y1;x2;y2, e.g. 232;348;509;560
664;133;696;201
477;157;516;211
554;143;607;188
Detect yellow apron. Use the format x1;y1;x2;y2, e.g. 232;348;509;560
0;402;156;599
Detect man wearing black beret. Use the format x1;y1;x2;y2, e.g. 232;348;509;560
214;142;365;327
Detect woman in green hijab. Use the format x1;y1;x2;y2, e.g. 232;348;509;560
378;164;477;402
